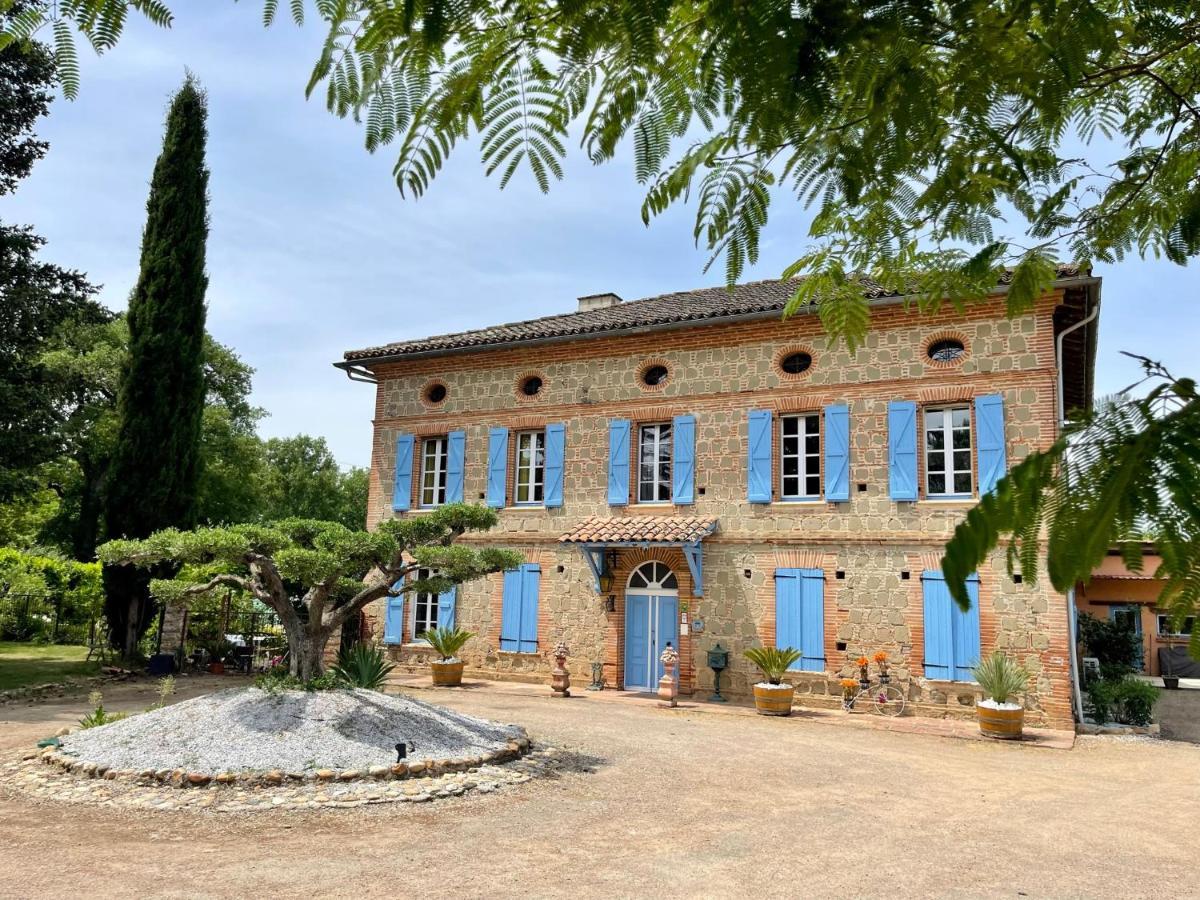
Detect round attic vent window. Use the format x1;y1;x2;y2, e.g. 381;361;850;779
424;382;447;404
780;351;813;375
520;375;543;397
927;338;966;363
641;364;670;386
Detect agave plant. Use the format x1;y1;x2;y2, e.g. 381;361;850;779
971;652;1029;704
421;626;475;662
331;644;396;691
744;646;802;685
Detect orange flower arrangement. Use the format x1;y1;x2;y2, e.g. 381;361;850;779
840;678;858;700
855;656;869;668
873;651;888;664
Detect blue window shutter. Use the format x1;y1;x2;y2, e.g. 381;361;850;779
500;570;522;651
888;401;919;501
747;409;773;503
974;394;1007;495
774;568;801;669
383;590;405;645
437;586;457;632
952;576;982;681
672;414;696;505
799;569;826;672
486;427;509;508
922;571;953;679
823;404;850;502
518;564;540;653
445;430;466;502
544;423;566;508
392;434;414;511
607;419;631;506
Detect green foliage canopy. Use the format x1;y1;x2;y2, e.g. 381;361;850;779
941;361;1199;649
97;503;522;678
10;0;1200;346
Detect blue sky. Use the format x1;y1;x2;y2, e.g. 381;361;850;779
4;6;1197;468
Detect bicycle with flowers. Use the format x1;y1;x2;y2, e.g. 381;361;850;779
840;651;905;717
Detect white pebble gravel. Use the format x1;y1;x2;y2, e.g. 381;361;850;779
58;688;523;774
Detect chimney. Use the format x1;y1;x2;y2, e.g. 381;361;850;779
577;292;624;312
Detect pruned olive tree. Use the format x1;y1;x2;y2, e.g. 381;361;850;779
96;503;522;680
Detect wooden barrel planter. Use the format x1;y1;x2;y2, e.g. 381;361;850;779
431;660;465;687
977;703;1024;739
752;683;795;717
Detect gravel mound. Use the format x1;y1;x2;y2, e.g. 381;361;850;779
59;688;524;775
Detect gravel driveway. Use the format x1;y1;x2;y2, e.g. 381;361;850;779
1;676;1196;899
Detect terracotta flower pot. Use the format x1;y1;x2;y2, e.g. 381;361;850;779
977;703;1024;739
752;682;795;716
431;659;465;687
208;661;225;675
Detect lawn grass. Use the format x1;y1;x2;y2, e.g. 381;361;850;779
0;641;100;692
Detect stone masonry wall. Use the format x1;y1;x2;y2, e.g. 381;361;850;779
360;292;1075;727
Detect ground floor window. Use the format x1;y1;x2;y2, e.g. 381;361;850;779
1157;614;1194;637
412;568;438;640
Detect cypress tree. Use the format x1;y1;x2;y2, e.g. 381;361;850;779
102;76;209;655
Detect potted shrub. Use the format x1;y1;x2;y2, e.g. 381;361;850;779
973;651;1029;739
421;626;474;686
744;646;802;716
205;638;235;675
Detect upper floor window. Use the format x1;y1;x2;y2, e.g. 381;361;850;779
412;568;439;640
925;407;972;497
423;381;448;405
514;430;546;505
927;339;966;363
420;436;448;507
781;414;821;499
638;422;672;502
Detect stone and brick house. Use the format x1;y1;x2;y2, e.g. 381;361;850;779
338;270;1100;729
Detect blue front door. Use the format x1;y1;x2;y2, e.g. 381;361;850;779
624;594;679;690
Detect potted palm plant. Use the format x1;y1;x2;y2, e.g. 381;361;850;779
973;651;1029;739
744;646;802;716
421;626;474;686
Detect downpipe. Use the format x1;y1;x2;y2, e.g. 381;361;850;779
1055;288;1100;724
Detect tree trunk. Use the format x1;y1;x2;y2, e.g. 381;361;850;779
290;628;331;682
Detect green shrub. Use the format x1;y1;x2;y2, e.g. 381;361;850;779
78;690;127;729
971;651;1029;704
331;644;395;691
254;664;341;693
1077;613;1142;680
1087;676;1160;725
1086;679;1116;724
1113;677;1160;726
744;646;801;685
421;626;474;661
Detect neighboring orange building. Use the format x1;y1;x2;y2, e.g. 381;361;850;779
1076;547;1193;676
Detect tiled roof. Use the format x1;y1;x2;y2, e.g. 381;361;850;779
342;266;1088;363
559;516;719;545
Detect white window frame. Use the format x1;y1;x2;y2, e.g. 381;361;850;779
514;430;546;506
637;422;673;503
1157;614;1195;637
924;406;973;498
410;568;439;641
780;413;821;500
420;436;448;507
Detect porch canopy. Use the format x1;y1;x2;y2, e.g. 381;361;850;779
559;515;719;597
